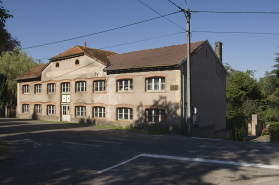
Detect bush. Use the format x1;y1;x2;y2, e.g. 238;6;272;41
269;122;279;142
262;125;270;136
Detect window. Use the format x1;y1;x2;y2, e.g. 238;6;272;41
93;107;105;118
62;82;70;93
117;108;133;121
47;105;55;115
94;80;105;92
23;85;29;94
146;77;165;91
76;106;86;117
76;81;86;92
35;84;41;93
146;109;165;123
117;79;133;92
75;59;79;65
34;104;41;114
48;83;55;93
56;62;59;68
22;104;29;113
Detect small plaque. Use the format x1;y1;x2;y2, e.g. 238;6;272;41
170;85;179;91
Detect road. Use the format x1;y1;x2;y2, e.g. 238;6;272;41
0;118;279;184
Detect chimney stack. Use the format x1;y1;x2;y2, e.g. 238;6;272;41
215;42;223;62
84;42;87;48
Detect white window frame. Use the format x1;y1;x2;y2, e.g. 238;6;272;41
93;107;105;118
47;105;55;115
117;108;133;121
76;81;86;92
76;106;86;117
146;77;165;91
94;80;106;92
35;84;41;93
117;79;133;92
22;104;29;113
62;82;70;93
34;104;41;114
23;85;29;94
48;83;55;93
146;109;165;123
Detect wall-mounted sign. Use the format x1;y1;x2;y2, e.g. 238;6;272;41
62;95;70;103
170;85;179;91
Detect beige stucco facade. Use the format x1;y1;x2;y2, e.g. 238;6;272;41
16;41;227;138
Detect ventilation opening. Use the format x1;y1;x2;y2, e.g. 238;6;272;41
75;60;79;65
56;62;59;68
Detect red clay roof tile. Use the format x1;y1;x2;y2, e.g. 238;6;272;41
15;64;47;80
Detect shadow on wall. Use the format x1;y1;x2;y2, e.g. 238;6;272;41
134;95;181;134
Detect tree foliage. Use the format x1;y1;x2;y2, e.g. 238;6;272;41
0;48;40;107
0;1;20;54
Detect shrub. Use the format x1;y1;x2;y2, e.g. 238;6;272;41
262;125;270;136
269;122;279;142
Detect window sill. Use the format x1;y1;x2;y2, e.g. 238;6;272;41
145;90;166;93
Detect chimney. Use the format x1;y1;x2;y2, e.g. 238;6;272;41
215;42;223;62
84;42;87;48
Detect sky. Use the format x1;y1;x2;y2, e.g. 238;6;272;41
2;0;279;80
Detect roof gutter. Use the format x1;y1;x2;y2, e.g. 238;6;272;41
15;75;41;81
104;64;178;72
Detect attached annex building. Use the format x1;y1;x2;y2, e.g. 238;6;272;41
16;40;227;138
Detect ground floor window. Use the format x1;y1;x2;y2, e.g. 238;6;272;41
117;108;133;121
93;107;105;118
34;104;41;114
22;104;29;113
146;109;165;122
47;105;55;115
76;106;86;117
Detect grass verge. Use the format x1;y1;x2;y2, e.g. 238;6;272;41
0;140;11;157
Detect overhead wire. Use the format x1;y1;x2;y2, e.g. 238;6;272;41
138;0;185;31
190;10;279;14
22;11;181;50
192;31;279;34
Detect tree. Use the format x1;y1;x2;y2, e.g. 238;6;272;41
271;52;279;77
225;64;262;140
0;47;41;107
0;1;20;54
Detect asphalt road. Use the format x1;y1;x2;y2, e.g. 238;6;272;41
0;118;279;185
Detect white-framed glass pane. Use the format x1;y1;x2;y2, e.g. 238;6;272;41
154;78;159;90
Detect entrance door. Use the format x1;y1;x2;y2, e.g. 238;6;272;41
62;105;70;122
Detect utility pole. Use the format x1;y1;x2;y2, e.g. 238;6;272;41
186;9;192;137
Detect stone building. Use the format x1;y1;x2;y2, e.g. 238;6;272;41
16;40;227;138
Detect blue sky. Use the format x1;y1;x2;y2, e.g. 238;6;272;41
3;0;279;79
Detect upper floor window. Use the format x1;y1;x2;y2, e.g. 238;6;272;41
35;84;41;94
47;105;55;115
146;77;165;91
146;109;165;123
117;108;133;121
23;85;30;94
62;82;70;93
34;104;42;114
94;80;106;92
22;104;29;113
75;59;79;65
48;83;55;93
76;81;86;92
93;107;105;118
117;79;133;92
55;62;59;68
76;106;86;117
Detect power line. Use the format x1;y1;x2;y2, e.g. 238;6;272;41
168;0;184;11
192;31;279;34
191;10;279;14
138;0;185;31
184;0;188;9
22;11;181;50
39;32;185;60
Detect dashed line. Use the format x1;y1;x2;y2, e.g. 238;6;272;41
96;153;279;174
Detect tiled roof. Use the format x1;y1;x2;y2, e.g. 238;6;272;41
15;64;47;80
106;40;206;71
50;46;117;66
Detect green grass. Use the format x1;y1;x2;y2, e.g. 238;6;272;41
0;140;11;157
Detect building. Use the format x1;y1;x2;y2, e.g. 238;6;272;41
16;40;227;138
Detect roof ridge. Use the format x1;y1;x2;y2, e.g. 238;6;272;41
113;40;207;56
78;45;117;54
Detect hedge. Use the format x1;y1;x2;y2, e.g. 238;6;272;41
269;122;279;142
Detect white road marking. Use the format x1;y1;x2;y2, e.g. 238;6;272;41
83;139;122;144
62;142;100;147
191;137;222;141
96;153;279;174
